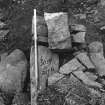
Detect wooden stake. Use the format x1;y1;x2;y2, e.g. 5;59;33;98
31;9;38;105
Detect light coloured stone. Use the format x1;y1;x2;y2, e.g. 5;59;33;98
70;24;86;32
85;72;98;81
89;41;105;76
44;12;71;49
0;49;27;94
38;45;59;91
73;70;102;88
72;32;86;43
59;58;85;74
0;21;6;29
48;73;64;85
75;52;95;69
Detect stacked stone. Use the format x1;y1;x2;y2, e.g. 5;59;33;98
37;0;105;105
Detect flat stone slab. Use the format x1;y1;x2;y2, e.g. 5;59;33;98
75;52;95;69
59;58;85;74
70;24;86;32
48;73;64;85
72;32;86;43
85;72;98;81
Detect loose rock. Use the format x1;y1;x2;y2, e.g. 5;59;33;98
70;24;86;32
59;58;85;74
0;49;27;94
0;21;6;29
85;72;98;81
88;41;105;76
75;52;95;69
72;32;86;43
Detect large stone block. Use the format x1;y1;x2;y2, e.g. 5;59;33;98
38;45;59;91
44;12;72;49
0;49;27;94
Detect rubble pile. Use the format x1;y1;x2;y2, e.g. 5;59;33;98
36;0;105;105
